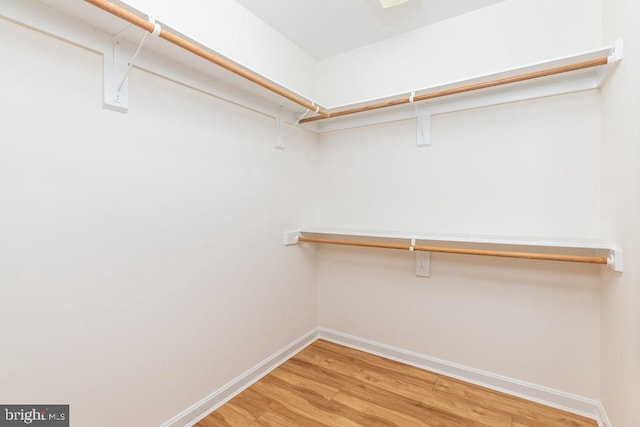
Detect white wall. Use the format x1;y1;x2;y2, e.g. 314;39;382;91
313;0;607;400
317;0;602;107
317;94;602;239
600;0;640;425
316;91;602;398
317;247;601;397
120;0;318;99
0;17;317;427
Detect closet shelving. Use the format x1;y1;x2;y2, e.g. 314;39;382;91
306;41;622;139
285;229;623;275
75;0;624;274
80;0;622;139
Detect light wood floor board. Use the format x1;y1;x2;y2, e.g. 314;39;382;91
196;339;597;427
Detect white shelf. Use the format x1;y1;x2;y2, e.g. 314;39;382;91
298;227;615;250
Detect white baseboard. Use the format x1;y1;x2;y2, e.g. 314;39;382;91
317;327;604;425
597;402;612;427
159;329;319;427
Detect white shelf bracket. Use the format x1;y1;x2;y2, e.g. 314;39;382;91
607;248;623;272
284;231;301;245
411;96;431;147
417;110;431;147
276;107;286;149
276;106;289;150
409;237;430;277
276;104;318;149
104;17;161;113
416;251;431;278
103;38;129;112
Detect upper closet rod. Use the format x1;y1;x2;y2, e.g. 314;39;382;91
299;57;609;124
83;0;330;118
298;236;609;265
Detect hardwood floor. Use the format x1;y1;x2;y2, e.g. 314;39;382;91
196;340;597;427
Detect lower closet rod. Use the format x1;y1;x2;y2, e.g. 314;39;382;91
298;236;608;265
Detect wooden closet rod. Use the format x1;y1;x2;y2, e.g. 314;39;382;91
298;236;609;265
299;56;609;124
83;0;330;117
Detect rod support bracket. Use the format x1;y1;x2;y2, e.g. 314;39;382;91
148;16;162;37
607;248;623;272
284;231;301;245
599;39;624;86
608;39;624;64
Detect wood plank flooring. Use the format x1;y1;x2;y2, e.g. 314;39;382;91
196;340;597;427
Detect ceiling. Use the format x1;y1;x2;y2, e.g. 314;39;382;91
235;0;507;60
